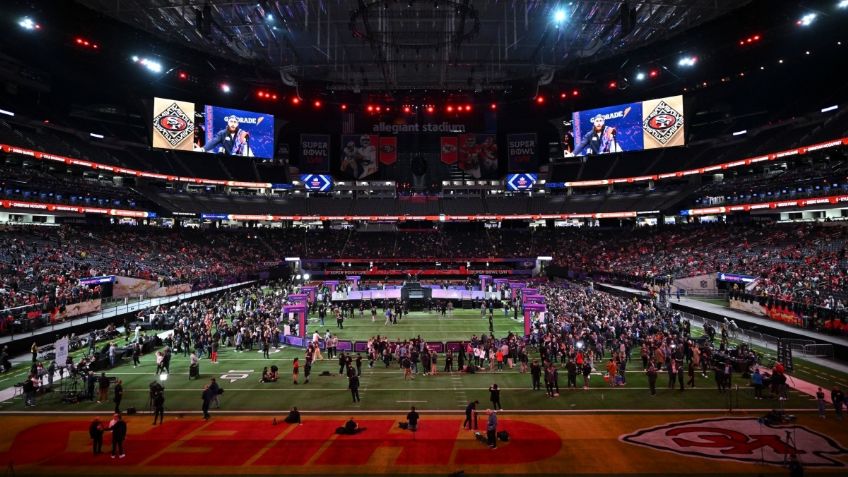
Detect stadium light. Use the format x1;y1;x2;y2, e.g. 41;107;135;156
303;273;311;280
18;17;40;30
839;0;848;8
678;56;698;67
220;83;231;93
90;133;104;139
732;130;747;136
553;9;566;24
295;274;302;280
821;105;838;113
0;109;14;117
797;13;817;26
133;56;163;73
635;72;646;81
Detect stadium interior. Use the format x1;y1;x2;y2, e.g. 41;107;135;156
1;0;848;476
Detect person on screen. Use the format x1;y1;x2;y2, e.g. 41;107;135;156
201;115;254;157
342;136;377;179
479;136;498;176
570;114;622;156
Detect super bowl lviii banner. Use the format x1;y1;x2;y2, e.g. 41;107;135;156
507;133;538;172
151;97;196;151
440;136;458;165
571;95;684;156
379;136;398;166
458;134;498;179
340;134;379;179
300;134;330;172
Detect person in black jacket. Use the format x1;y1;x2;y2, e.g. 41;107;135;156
152;388;165;425
113;379;123;413
349;373;360;403
201;384;214;420
110;413;127;458
530;360;542;390
489;383;502;410
89;418;104;455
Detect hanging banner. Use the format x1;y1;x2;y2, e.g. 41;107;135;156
300;134;330;172
340;134;379;179
440;136;458;165
379;136;398;165
507;133;538;172
458;134;498;179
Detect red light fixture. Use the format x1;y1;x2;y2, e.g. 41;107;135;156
272;94;277;100
535;96;545;104
426;105;435;113
314;100;322;108
490;103;497;110
649;69;658;78
292;97;301;105
341;104;348;110
375;106;381;112
367;105;374;112
403;106;411;113
465;105;472;112
446;105;454;112
560;92;567;99
572;90;579;96
178;71;188;80
608;81;617;89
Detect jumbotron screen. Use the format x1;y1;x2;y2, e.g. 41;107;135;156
570;95;685;156
151;97;275;159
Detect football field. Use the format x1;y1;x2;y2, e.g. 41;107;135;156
0;310;835;413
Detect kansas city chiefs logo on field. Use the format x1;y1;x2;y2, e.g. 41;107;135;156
621;417;847;467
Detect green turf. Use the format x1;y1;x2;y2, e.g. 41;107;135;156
2;309;839;413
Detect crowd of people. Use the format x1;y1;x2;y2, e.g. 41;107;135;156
3;221;847;336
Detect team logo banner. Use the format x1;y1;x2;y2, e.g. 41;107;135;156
642;95;685;149
507;133;537;172
440;136;458;165
300;134;330;172
151;97;195;151
621;417;848;467
458;134;498;179
340;134;379;179
379;136;398;165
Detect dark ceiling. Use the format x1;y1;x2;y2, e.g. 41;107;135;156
76;0;750;91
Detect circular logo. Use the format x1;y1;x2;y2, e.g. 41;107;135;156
158;115;188;131
647;114;677;130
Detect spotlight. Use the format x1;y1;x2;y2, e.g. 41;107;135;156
446;105;454;112
608;80;617;89
341;104;348;110
313;100;322;108
535;96;545;104
220;83;231;93
797;13;816;26
678;56;698;67
553;9;566;23
18;17;40;30
490;103;497;110
403;106;411;113
577;341;584;349
292;97;301;105
178;71;188;80
560;92;567;99
426;105;435;113
572;89;579;96
367;105;374;112
839;0;848;8
465;105;472;111
303;273;311;280
296;274;302;280
635;72;646;81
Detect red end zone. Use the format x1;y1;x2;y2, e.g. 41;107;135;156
0;414;846;475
